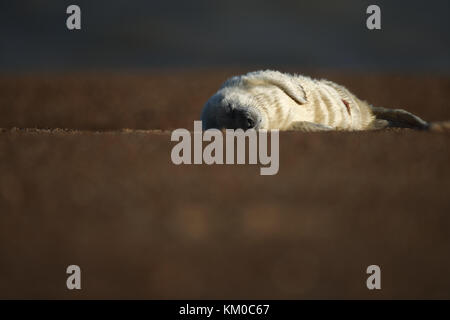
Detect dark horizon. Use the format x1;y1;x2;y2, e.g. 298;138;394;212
1;0;449;74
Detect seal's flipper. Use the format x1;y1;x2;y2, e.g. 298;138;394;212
371;106;429;130
367;119;390;130
287;121;334;132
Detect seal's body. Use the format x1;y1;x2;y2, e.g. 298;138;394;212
201;70;429;131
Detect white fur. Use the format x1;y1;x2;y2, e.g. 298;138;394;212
201;70;376;131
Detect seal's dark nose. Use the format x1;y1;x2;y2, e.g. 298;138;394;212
229;108;259;130
246;117;255;129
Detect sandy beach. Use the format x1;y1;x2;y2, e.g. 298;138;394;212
0;70;449;299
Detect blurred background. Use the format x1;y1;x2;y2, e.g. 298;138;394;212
1;1;450;300
1;0;449;74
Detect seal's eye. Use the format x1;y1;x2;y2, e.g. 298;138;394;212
224;103;232;113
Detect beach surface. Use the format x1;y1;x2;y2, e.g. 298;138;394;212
0;70;449;299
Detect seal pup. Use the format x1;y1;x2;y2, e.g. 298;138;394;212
201;70;429;132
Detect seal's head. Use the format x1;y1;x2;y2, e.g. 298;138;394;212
201;86;266;131
201;70;307;131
